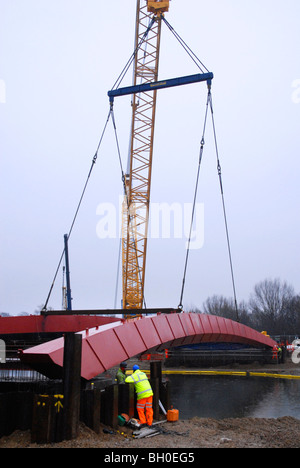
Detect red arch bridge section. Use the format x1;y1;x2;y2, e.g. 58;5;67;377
21;312;276;381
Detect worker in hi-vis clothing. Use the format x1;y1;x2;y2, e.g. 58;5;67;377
125;365;153;427
116;361;127;384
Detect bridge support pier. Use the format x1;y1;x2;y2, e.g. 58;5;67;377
150;362;161;420
80;389;101;434
150;361;170;418
100;384;119;429
62;333;82;440
118;382;135;418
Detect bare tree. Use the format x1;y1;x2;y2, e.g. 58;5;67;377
203;295;236;319
278;294;300;335
249;278;294;333
202;295;249;324
189;279;298;333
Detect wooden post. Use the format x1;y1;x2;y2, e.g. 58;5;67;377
80;389;101;434
160;380;171;412
150;361;162;420
62;333;82;440
31;395;52;444
150;361;162;383
150;378;160;420
118;383;135;418
100;384;119;429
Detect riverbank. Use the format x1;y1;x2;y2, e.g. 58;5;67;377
1;360;300;448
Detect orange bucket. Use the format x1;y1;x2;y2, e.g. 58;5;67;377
167;407;179;422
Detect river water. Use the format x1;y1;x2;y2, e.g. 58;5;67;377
168;375;300;420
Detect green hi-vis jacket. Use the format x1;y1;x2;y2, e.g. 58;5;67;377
125;370;153;400
116;368;126;384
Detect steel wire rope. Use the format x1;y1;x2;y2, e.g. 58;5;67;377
160;17;238;318
114;235;122;310
178;89;210;310
111;17;156;91
42;110;112;311
208;92;239;322
178;89;239;322
161;17;210;74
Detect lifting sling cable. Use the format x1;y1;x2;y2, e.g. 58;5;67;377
114;235;122;309
178;88;210;310
111;17;156;92
110;107;147;309
161;16;210;74
209;92;239;321
178;89;239;321
160;18;239;318
42;109;112;311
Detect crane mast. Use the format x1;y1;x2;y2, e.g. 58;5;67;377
122;0;170;311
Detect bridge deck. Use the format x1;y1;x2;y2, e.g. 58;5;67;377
20;313;276;381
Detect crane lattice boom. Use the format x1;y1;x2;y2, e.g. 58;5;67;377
122;1;170;312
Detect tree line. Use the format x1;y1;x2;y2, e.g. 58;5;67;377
190;278;300;337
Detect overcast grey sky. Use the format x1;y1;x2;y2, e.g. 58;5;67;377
0;0;299;315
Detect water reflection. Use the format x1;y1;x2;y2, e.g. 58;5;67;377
168;375;300;420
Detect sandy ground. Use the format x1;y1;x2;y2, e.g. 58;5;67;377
1;360;300;449
1;416;300;449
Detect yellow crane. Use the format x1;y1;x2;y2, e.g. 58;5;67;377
122;0;171;312
108;0;213;317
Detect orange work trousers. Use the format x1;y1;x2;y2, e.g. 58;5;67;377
136;396;153;426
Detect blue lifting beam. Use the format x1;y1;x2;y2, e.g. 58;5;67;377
108;72;213;102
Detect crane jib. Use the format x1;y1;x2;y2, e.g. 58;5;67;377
108;72;214;102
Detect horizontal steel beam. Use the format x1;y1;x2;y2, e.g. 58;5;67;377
108;72;213;102
41;308;181;316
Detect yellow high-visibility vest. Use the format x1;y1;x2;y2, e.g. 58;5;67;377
125;370;153;400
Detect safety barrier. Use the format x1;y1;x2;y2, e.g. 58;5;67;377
248;372;300;380
161;369;300;380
